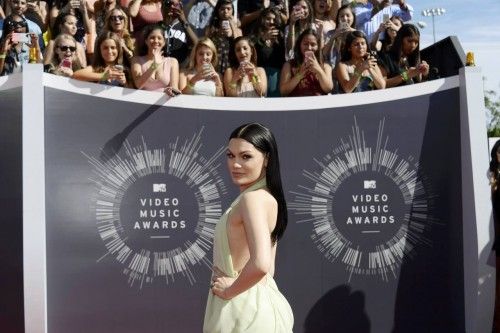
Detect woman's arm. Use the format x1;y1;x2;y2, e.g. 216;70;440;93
245;64;267;97
212;192;274;300
223;67;241;97
309;59;333;93
72;65;102;81
369;63;386;90
168;57;179;89
76;42;87;67
279;61;303;96
128;0;142;17
43;40;55;65
336;61;361;93
131;56;156;89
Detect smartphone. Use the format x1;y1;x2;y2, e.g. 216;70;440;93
171;87;182;95
12;32;30;44
304;50;314;60
221;20;230;30
114;64;124;71
293;5;304;17
383;13;390;23
339;21;350;30
60;57;72;68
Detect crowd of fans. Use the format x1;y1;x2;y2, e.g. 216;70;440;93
0;0;432;97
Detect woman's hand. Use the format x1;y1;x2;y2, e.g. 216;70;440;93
201;63;218;80
28;33;39;49
305;52;321;75
58;66;74;77
211;266;236;300
417;60;430;76
164;86;181;96
1;32;14;53
243;61;256;78
152;47;163;65
107;66;126;85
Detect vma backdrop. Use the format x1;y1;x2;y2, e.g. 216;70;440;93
40;78;465;333
0;74;24;333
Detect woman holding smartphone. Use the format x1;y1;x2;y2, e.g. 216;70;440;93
179;37;223;96
0;14;43;76
285;0;314;60
73;31;128;86
379;23;429;87
44;33;83;77
223;36;267;97
203;122;293;333
280;28;332;96
206;0;241;74
336;30;385;93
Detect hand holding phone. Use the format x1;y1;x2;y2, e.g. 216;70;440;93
12;33;30;44
60;57;72;69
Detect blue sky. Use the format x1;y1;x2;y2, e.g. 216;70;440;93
411;0;500;92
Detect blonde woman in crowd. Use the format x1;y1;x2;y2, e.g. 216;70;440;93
179;37;224;96
44;33;83;77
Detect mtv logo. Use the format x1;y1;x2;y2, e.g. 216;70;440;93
153;184;166;192
364;180;376;189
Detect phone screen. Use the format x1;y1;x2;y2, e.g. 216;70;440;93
60;58;72;68
12;33;30;44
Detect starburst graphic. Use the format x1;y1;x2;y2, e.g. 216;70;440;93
83;129;227;288
290;118;438;281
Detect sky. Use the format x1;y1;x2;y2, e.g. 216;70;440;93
412;0;500;92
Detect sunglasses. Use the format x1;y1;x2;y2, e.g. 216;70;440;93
58;45;77;52
110;15;125;21
8;20;28;28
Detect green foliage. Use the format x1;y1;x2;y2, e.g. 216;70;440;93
486;88;500;137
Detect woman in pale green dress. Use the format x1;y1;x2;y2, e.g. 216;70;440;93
203;123;294;333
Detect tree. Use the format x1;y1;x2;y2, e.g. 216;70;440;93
485;79;500;137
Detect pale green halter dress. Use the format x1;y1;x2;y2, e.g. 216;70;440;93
203;178;294;333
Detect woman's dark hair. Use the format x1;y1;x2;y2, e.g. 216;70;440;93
335;4;356;29
380;15;403;51
389;23;421;68
289;0;314;31
253;6;283;36
53;12;77;37
137;23;167;56
92;31;123;71
208;0;234;29
228;36;258;68
229;123;288;244
293;28;323;65
341;30;370;61
1;14;28;35
490;140;500;174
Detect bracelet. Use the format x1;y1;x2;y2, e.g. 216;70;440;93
251;74;260;84
0;53;6;59
186;81;194;89
400;70;409;82
183;21;190;29
150;62;159;71
296;72;304;80
100;71;109;81
229;82;238;89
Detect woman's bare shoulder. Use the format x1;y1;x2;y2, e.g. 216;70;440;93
239;188;277;211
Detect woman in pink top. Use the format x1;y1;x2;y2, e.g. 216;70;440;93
131;23;179;96
128;0;163;41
